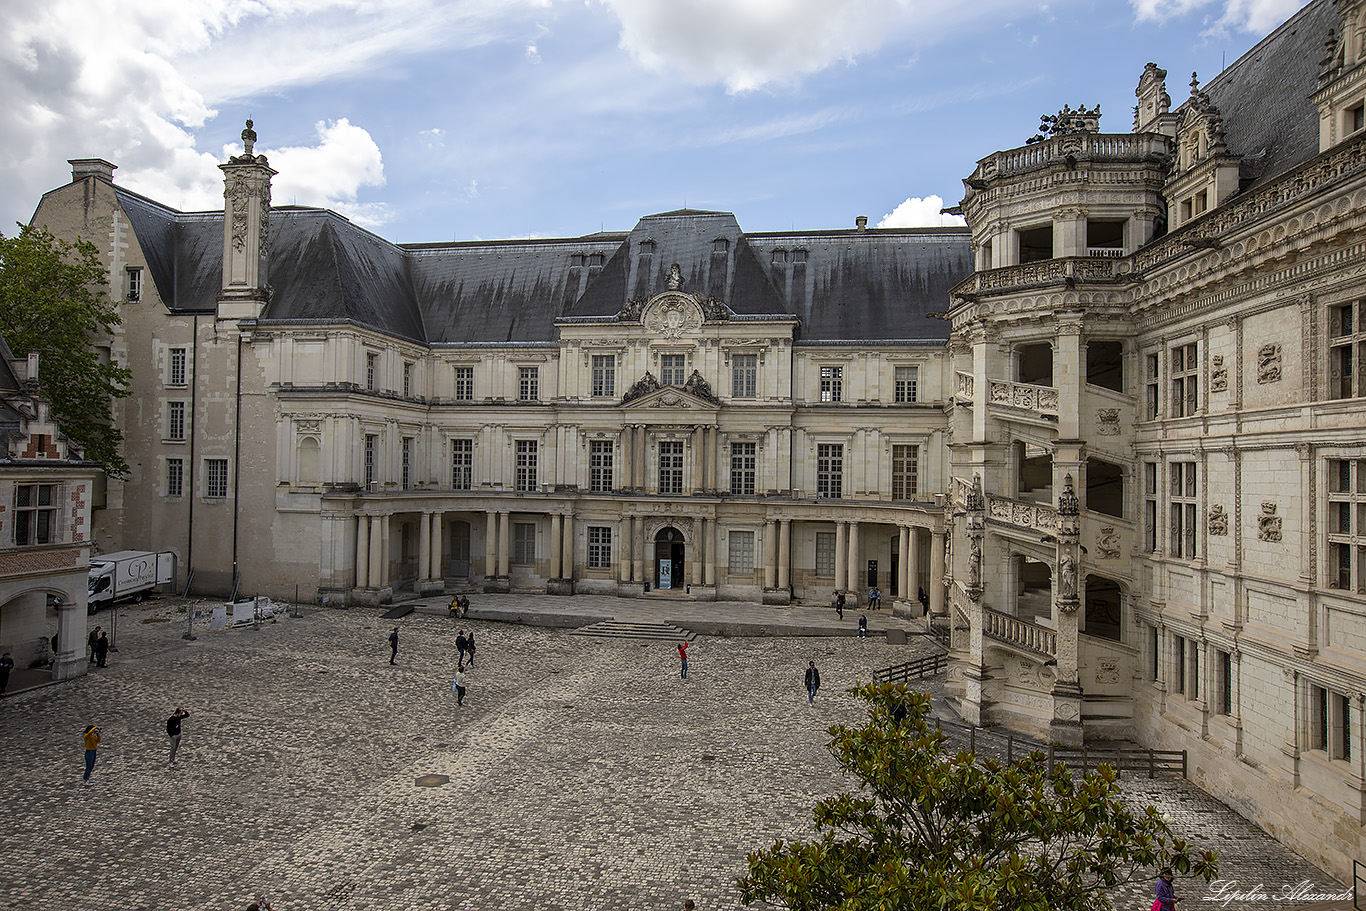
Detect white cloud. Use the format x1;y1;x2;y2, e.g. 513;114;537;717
263;119;389;227
1129;0;1309;33
877;195;965;228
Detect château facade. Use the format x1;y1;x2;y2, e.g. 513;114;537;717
20;0;1366;880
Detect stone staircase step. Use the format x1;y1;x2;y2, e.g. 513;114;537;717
570;620;697;642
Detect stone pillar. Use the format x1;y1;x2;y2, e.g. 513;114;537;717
356;516;370;589
378;517;390;591
418;511;431;582
694;426;706;495
707;427;718;491
368;516;382;590
898;525;911;602
835;522;847;591
907;527;920;610
635;424;647;493
626;425;636;490
497;512;510;577
562;513;574;580
53;601;86;680
764;520;778;589
847;522;861;603
778;519;791;589
485;511;498;580
705;518;716;587
633;516;645;585
549;514;563;580
930;531;946;616
430;513;443;583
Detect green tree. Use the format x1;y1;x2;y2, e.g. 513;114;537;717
0;224;131;477
738;684;1217;911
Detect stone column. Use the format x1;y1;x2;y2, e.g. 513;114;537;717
694;426;706;495
635;424;647;493
485;511;498;579
907;527;920;607
930;531;946;616
549;514;563;580
847;522;861;602
562;513;574;580
697;517;707;585
632;516;644;584
356;515;370;589
764;520;778;589
707;427;718;491
418;511;432;582
497;511;511;577
835;522;847;591
368;516;383;589
53;600;85;680
898;525;911;601
705;518;716;586
430;513;443;582
378;516;390;589
778;519;791;589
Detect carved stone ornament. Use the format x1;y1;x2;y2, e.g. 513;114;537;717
1257;343;1282;384
1057;552;1078;603
682;370;719;404
967;540;982;593
1097;526;1121;559
1095;658;1121;685
666;262;684;291
642;292;704;341
1096;408;1120;436
1057;474;1080;517
621;372;660;405
1208;504;1229;536
1210;355;1228;392
294;419;322;435
1258;501;1283;542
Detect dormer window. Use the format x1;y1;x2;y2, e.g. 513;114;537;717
792;249;808;263
712;238;729;254
639;240;656;254
588;253;605;267
570;253;586;268
1352;103;1365;135
126;267;142;301
772;249;787;264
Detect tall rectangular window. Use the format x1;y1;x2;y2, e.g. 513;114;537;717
1309;685;1350;760
1217;649;1233;715
1149;626;1161;681
167;458;184;498
894;365;918;403
732;354;757;398
451;439;472;490
1326;458;1366;591
815;531;837;577
513;522;536;565
167;401;186;441
401;437;413;490
206;458;229;498
13;483;55;545
661;355;686;386
364;434;377;488
1174;635;1187;695
820;365;843;402
366;352;378;391
587;526;612;569
1143;462;1158;553
168;348;187;387
589;440;614;492
591;355;616;397
1170;342;1198;417
1169;462;1197;559
659;441;684;495
518;367;539;401
817;443;843;498
126;267;142;301
1145;353;1160;420
728;530;755;574
454;366;474;401
403;362;413;397
515;440;538;491
730;442;756;495
1329;302;1366;399
891;444;918;500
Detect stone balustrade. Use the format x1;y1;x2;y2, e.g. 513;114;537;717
956;371;974;400
987;380;1059;418
983;606;1058;656
985;493;1059;534
955;256;1120;297
980;133;1166;180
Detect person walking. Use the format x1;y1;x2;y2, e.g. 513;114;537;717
87;625;101;663
453;667;467;706
82;724;101;785
94;632;109;668
465;631;476;665
678;640;689;679
1154;868;1180;911
0;652;13;695
857;615;867;638
835;592;845;620
456;630;468;667
166;707;189;765
804;661;821;703
388;627;399;665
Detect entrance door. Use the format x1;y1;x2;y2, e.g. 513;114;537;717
450;521;471;577
654;527;685;590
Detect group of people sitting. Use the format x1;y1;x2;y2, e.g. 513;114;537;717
448;594;471;617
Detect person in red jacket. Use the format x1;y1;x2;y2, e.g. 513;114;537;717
678;640;689;679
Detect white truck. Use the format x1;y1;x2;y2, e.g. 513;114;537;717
87;551;176;613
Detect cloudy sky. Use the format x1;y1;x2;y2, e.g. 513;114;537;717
1;0;1312;242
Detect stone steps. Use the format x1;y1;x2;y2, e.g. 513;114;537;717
569;620;697;642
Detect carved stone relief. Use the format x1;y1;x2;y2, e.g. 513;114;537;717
1209;504;1229;536
1097;526;1121;559
1095;658;1120;685
1257;344;1282;384
642;292;704;341
1096;408;1120;435
1210;355;1228;392
1258;501;1282;542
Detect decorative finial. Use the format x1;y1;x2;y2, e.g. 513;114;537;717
242;119;257;156
1058;474;1080;517
1190;72;1200;93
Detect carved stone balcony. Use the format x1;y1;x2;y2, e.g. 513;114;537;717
987;380;1058;419
956;371;974;401
985;493;1059;536
954;257;1122;297
983;606;1057;656
976;133;1169;181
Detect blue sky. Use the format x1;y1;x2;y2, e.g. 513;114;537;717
1;0;1313;243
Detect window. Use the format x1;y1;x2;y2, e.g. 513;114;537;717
513;522;536;565
819;366;843;403
168;348;187;387
366;352;378;391
1216;650;1233;715
728;530;755;575
661;355;686;386
1144;462;1158;553
659;441;684;495
815;531;837;577
1174;635;1188;695
518;367;539;401
730;442;756;495
167;458;184;498
1326;458;1366;590
591;355;616;397
454;366;474;401
1170;343;1198;417
1145;353;1160;420
1149;626;1161;681
1310;684;1352;760
587;526;612;569
894;366;918;403
713;238;729;253
1169;462;1198;559
892;445;918;500
206;458;229;498
167;401;186;441
1329;303;1366;399
589;440;614;492
13;484;55;545
364;434;377;488
401;437;413;490
451;439;472;490
817;444;844;499
403;362;413;398
126;267;142;301
732;354;757;398
515;440;538;491
1353;103;1365;134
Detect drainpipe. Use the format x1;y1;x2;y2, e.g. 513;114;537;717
186;314;198;594
232;331;243;591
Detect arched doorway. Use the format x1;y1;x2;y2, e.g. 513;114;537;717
654;527;685;590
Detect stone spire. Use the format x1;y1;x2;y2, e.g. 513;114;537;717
217;120;277;320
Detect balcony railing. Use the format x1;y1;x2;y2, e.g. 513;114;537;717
955;256;1122;297
977;133;1169;181
956;371;974;400
985;493;1059;535
987;380;1058;418
983;606;1057;656
1086;247;1125;258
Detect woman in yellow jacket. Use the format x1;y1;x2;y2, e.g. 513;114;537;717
82;725;100;785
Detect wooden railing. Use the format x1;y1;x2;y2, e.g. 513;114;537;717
983;606;1057;656
1047;744;1187;778
874;653;947;683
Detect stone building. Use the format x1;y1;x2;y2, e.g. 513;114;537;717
22;0;1366;880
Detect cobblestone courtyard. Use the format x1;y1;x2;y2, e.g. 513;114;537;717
0;595;1347;910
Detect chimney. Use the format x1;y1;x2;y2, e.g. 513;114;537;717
69;159;117;183
855;215;868;232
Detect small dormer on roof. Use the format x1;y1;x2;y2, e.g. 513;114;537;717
1134;63;1177;137
1313;0;1366;151
1165;73;1241;230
